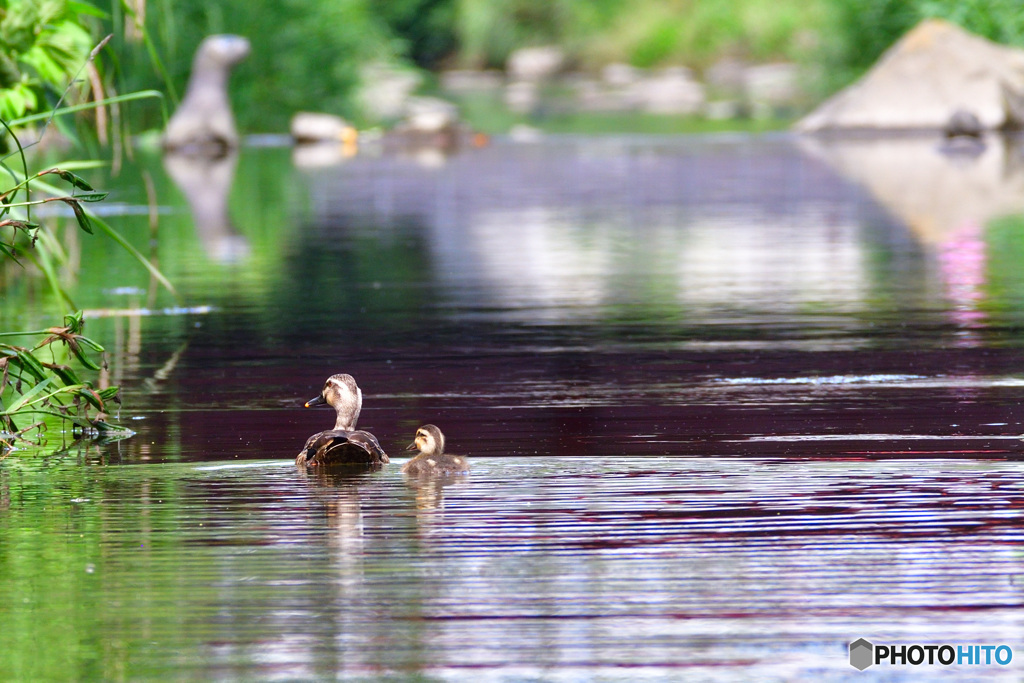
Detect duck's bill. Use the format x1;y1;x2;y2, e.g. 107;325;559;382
305;394;327;408
405;441;418;451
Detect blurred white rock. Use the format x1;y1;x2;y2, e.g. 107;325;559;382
402;97;460;134
630;67;705;115
440;69;503;92
290;112;357;143
358;62;421;120
507;46;565;82
798;18;1024;132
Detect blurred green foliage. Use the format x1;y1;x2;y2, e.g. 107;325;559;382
817;0;1024;91
0;153;153;450
108;0;397;132
0;0;96;121
96;0;1024;134
0;0;1021;135
376;0;457;68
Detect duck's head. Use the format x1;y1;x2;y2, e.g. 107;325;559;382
407;424;445;456
306;373;362;430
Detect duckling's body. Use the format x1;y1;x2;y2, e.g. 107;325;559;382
296;374;389;468
402;424;468;475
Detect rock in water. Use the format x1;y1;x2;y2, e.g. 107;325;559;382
797;19;1024;133
163;35;250;153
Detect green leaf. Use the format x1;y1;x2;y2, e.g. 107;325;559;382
54;169;95;192
64;310;84;332
0;240;18;263
4;378;53;413
66;200;93;234
97;386;120;402
72;190;108;202
76;335;105;352
49;364;82;387
7;90;164;128
67;1;111;19
76;387;104;411
12;351;47;381
68;342;101;371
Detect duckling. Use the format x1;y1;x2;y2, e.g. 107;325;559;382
296;374;389;467
402;424;469;475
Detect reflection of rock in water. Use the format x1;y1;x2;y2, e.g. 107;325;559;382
301;138;877;317
800;135;1024;343
163;150;250;262
799;136;1024;244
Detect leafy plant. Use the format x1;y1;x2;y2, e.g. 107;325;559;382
0;2;180;456
0;154;130;452
0;0;98;120
0;104;168;456
0;310;121;444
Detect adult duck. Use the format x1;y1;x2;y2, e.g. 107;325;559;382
296;373;389;468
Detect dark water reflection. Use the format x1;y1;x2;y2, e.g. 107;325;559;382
5;133;1024;678
74;135;1024;466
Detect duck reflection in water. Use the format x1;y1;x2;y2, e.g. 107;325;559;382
296;374;389;469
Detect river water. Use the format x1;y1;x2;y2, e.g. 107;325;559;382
3;133;1024;680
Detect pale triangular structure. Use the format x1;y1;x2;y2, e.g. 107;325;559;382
797;19;1024;132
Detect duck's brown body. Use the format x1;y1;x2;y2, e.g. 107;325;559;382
297;374;389;468
401;424;468;475
296;429;388;467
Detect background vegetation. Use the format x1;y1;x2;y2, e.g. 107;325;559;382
4;0;1024;134
84;0;1024;133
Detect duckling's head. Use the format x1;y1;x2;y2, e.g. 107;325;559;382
306;373;362;430
407;424;445;456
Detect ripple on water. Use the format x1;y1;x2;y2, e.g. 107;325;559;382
3;456;1023;679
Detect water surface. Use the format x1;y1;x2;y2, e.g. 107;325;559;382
3;133;1024;679
3;456;1023;680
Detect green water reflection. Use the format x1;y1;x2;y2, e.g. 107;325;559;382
9;135;1024;373
3;457;1024;679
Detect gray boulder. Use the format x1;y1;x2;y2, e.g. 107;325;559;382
163;35;250;152
797;19;1024;133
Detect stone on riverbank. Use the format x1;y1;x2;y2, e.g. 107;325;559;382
797;18;1024;133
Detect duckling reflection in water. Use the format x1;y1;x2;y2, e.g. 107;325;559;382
402;424;469;475
296;374;389;468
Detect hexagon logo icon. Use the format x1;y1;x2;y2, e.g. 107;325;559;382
849;638;874;670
